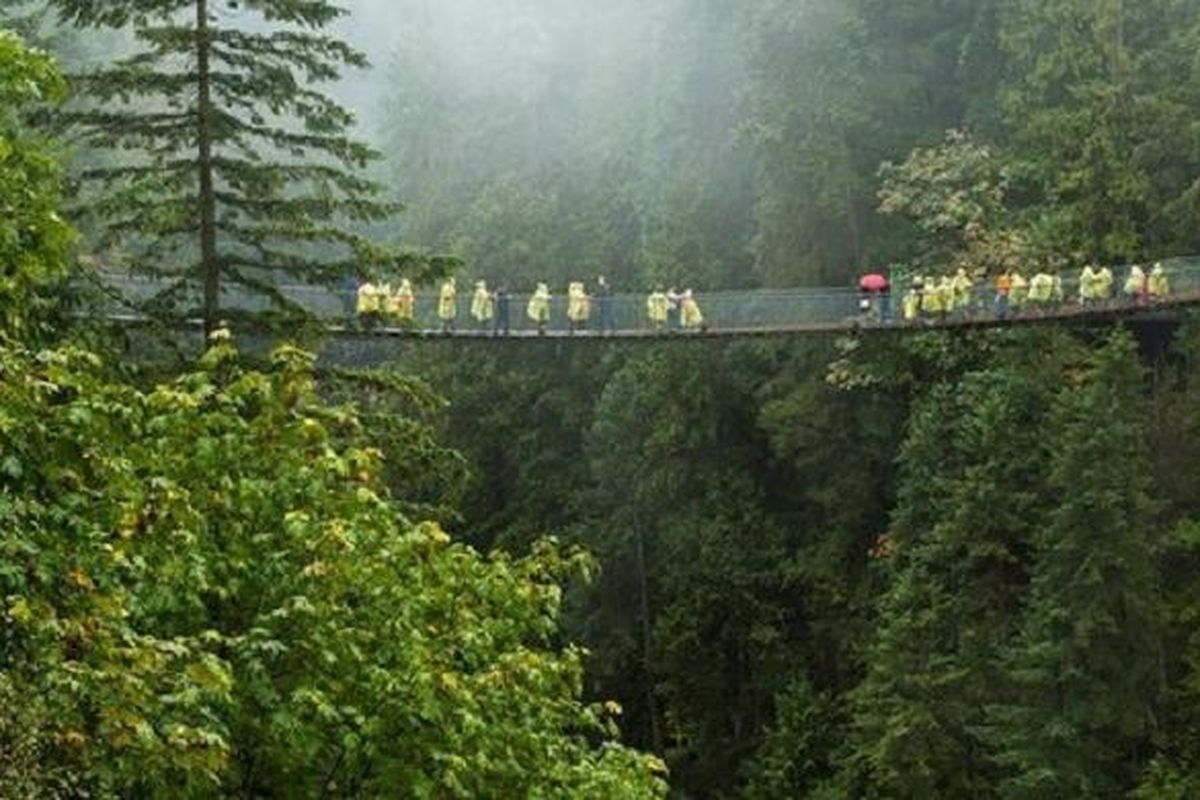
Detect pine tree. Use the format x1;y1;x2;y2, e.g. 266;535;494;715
844;343;1058;798
987;329;1162;797
50;0;447;336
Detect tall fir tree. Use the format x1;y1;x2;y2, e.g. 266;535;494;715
51;0;446;335
842;337;1059;798
987;329;1162;797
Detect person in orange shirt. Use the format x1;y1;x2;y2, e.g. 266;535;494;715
994;271;1013;319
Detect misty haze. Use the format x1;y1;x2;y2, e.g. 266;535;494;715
3;0;1200;797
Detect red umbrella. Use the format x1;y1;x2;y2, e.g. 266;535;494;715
859;273;890;292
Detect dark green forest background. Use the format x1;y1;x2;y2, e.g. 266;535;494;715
360;1;1200;795
8;0;1200;797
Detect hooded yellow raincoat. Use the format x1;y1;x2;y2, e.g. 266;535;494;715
680;290;703;329
438;279;457;322
567;282;590;324
471;281;494;322
647;291;669;327
528;283;552;324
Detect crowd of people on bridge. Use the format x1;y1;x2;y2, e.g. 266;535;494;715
882;262;1174;325
351;261;1176;335
353;276;706;335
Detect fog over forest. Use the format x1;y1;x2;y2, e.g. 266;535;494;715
331;0;760;290
9;1;1200;797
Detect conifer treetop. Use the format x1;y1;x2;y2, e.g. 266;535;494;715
53;0;452;335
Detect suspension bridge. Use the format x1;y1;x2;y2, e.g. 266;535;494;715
87;257;1200;341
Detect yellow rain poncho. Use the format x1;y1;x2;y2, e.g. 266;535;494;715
567;282;590;324
438;278;458;322
1149;263;1171;298
951;268;973;310
902;288;921;322
356;280;381;315
471;280;494;323
386;278;414;321
1079;265;1100;301
1124;265;1147;297
680;289;704;329
355;280;379;314
920;279;941;316
936;276;955;314
527;283;552;325
1028;273;1054;304
647;291;669;328
1009;272;1028;305
1096;267;1114;299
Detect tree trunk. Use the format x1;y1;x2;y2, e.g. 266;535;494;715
195;0;220;338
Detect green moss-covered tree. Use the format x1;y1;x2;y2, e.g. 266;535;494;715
50;0;446;335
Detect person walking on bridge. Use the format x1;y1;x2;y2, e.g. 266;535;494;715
494;283;511;336
385;278;415;326
471;280;495;328
903;277;923;323
1079;264;1100;307
438;277;458;333
919;276;941;319
375;279;392;326
1125;264;1148;306
1097;265;1114;304
1150;263;1171;300
666;288;683;330
680;289;705;332
356;276;382;329
951;267;974;317
647;289;669;331
567;282;590;334
1029;271;1054;311
1009;270;1028;313
994;271;1012;318
936;275;955;320
528;282;552;335
595;276;615;334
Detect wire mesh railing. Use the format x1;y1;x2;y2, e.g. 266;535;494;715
83;256;1200;337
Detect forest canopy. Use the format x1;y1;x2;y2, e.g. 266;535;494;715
6;1;1200;797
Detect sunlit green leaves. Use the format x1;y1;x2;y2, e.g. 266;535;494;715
0;335;666;797
0;29;73;340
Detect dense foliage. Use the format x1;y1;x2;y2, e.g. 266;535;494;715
351;1;1200;795
0;335;668;798
12;0;1200;796
0;29;72;340
0;27;666;798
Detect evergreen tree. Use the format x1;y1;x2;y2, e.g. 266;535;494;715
987;329;1161;797
998;0;1200;260
843;340;1058;798
50;0;446;336
581;346;796;795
